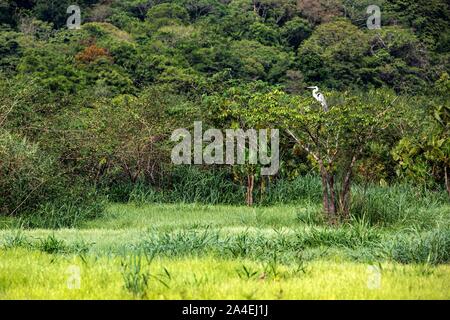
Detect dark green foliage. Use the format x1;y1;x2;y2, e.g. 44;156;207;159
0;129;56;216
384;0;450;52
0;0;448;223
0;28;22;73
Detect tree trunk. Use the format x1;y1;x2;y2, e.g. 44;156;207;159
260;177;266;203
320;166;338;224
327;174;337;223
339;155;358;218
246;174;254;206
445;166;450;198
320;167;330;214
339;169;353;218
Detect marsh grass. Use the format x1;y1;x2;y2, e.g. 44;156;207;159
350;184;448;227
16;193;107;229
118;171;448;230
387;229;450;265
1;200;449;300
2;214;449;267
121;254;150;298
1;250;449;299
37;234;67;254
2;232;93;255
3;230;29;249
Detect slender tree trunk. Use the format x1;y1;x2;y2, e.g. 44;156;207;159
340;169;353;218
320;167;330;215
327;174;337;223
319;165;338;224
445;166;450;198
339;155;358;218
260;177;266;203
246;174;254;206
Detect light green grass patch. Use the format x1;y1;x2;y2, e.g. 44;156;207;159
0;249;449;300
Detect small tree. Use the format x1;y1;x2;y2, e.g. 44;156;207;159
207;84;399;217
205;82;274;206
245;89;399;222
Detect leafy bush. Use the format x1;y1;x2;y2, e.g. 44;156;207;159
0;130;55;216
0;130;105;228
21;183;106;229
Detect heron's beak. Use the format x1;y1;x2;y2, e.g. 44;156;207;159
306;87;315;89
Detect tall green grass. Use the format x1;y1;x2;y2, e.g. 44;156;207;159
387;229;450;265
5;225;449;265
17;186;107;229
116;167;448;229
351;184;448;227
118;167;245;205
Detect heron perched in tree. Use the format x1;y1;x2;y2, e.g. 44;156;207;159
307;86;328;112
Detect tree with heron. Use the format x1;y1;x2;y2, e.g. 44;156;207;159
307;86;328;112
220;87;400;223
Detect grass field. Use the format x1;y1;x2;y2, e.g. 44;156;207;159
1;203;449;300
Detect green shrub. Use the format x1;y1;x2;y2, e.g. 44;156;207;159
0;130;105;228
20;182;106;229
0;130;56;216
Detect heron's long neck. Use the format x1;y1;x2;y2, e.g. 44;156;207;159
313;88;319;95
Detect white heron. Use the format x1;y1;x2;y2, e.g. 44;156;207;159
307;86;328;112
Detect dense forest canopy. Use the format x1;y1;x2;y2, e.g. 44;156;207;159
0;0;449;224
1;0;449;91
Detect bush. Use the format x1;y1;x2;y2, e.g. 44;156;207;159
0;130;55;216
0;130;105;228
21;182;106;229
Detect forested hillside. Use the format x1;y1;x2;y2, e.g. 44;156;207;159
0;0;449;226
